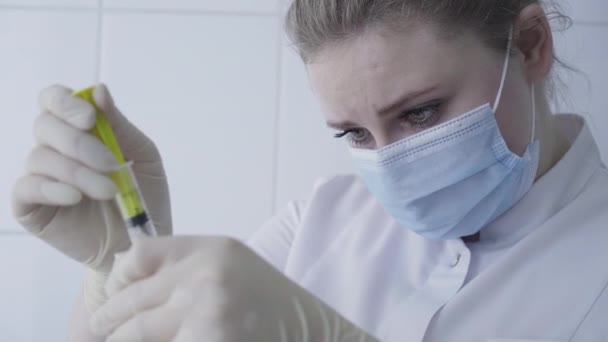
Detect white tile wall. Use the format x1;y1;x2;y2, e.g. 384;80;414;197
0;1;606;341
99;13;279;237
553;23;608;162
275;43;355;206
0;1;97;7
103;0;277;14
564;0;608;23
0;9;99;233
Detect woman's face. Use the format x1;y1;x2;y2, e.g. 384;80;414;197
307;23;535;155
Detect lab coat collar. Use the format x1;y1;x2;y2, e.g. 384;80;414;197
478;114;602;244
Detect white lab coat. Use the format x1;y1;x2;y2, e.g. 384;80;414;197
248;114;608;342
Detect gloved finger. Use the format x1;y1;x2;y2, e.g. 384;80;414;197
108;236;241;297
106;237;181;296
171;277;236;342
33;112;120;172
90;270;174;336
26;146;117;201
171;304;230;342
12;175;82;217
106;237;229;296
38;84;97;130
92;84;160;162
104;289;189;342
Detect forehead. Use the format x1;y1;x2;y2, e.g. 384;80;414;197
306;24;493;115
312;24;457;80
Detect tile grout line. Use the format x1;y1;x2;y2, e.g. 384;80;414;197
0;4;605;24
2;4;604;24
102;7;277;17
0;4;277;17
270;6;284;213
0;4;95;11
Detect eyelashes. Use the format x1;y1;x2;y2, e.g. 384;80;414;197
333;129;362;139
334;128;369;146
333;101;443;147
402;101;442;129
333;131;350;139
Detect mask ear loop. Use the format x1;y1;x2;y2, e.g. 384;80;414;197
493;26;537;144
530;84;536;144
492;27;514;112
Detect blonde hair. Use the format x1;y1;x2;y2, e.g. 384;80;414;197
287;0;571;61
285;0;574;103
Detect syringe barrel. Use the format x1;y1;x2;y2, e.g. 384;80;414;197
111;161;158;237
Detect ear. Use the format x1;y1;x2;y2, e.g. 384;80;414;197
515;4;554;83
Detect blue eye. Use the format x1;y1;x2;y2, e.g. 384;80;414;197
402;102;442;129
334;128;370;147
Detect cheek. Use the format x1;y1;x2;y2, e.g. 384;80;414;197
494;81;534;156
438;66;501;123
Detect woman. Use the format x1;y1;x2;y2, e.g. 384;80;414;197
11;0;608;341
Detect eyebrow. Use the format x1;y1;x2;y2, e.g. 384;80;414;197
326;85;438;130
327;120;358;130
378;85;438;116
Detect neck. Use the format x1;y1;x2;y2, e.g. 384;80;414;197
534;96;571;180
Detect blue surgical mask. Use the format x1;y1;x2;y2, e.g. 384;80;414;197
349;31;540;240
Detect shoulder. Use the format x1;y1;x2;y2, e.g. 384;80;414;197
308;173;374;206
303;173;386;222
295;173;395;239
281;174;408;280
311;173;365;191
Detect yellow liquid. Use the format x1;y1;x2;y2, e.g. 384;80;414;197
73;87;145;219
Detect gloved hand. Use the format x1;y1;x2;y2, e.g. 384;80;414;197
89;236;379;342
11;84;172;311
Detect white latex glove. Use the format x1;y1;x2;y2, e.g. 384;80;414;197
11;84;172;311
90;236;379;342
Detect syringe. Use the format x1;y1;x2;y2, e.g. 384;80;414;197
73;86;157;239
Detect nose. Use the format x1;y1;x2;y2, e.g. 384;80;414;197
372;129;401;149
